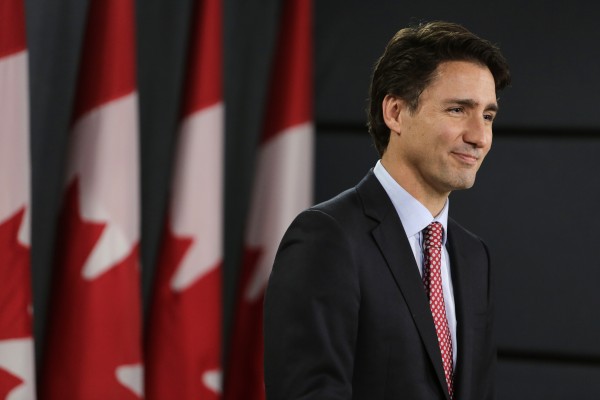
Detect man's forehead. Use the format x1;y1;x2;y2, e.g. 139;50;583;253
423;62;497;99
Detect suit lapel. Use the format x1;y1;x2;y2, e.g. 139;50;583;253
357;172;451;400
446;221;476;400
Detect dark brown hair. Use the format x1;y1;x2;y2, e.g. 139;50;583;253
367;21;511;156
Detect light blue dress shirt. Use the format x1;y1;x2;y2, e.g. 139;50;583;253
373;160;458;366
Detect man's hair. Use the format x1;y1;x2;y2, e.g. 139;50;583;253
367;21;511;156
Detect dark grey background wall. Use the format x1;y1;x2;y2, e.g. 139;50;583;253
25;0;600;398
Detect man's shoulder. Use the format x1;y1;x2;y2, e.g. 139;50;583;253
306;170;387;222
285;171;384;237
310;186;360;217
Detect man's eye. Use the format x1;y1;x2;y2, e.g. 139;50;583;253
483;114;495;122
448;107;463;113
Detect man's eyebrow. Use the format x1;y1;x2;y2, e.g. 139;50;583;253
444;98;499;112
486;102;499;112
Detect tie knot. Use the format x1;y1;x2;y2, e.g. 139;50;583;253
423;221;443;250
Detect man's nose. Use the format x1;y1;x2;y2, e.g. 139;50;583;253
464;115;491;148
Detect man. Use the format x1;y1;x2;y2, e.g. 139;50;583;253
264;21;511;399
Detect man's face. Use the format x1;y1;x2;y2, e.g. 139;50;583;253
393;60;497;197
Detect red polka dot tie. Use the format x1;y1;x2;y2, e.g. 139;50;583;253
422;222;454;399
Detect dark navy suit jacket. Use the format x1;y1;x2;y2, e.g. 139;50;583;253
264;171;495;399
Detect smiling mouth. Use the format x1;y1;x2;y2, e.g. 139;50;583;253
451;151;479;165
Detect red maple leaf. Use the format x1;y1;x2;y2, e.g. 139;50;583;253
0;207;31;340
0;367;23;399
0;207;32;398
40;179;142;399
224;246;265;400
145;216;221;399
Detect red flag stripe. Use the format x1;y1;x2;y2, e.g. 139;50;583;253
261;0;312;144
181;0;222;117
0;0;26;57
225;1;313;399
41;0;142;397
146;0;223;398
72;0;136;121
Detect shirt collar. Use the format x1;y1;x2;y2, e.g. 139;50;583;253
373;160;449;244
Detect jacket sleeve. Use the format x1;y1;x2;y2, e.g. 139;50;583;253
264;209;359;400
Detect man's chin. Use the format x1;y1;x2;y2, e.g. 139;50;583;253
448;175;477;191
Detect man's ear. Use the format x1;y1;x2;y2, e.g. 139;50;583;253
382;95;405;134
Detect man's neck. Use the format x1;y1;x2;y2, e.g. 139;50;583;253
380;158;449;217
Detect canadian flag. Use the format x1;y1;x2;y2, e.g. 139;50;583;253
40;0;143;398
0;0;36;399
145;0;223;398
224;0;313;399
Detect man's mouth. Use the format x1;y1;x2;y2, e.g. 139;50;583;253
451;151;479;165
